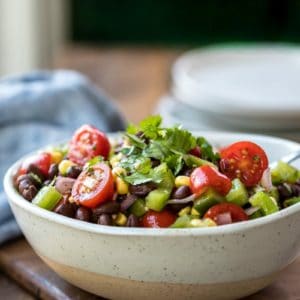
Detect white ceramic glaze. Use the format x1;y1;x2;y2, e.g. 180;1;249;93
172;45;300;129
4;132;300;300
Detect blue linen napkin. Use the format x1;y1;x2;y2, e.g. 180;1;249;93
0;70;126;245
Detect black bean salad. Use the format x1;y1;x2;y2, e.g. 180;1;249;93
15;116;300;228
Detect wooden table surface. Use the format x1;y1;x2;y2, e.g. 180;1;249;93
1;46;300;299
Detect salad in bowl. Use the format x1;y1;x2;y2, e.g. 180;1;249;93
14;115;300;229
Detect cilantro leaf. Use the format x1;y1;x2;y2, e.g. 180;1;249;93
163;127;196;153
183;154;216;169
123;162;174;188
122;172;154;185
133;157;152;174
124;133;146;149
143;140;169;160
165;154;184;175
119;155;151;175
196;137;220;163
126;123;138;134
139;115;162;139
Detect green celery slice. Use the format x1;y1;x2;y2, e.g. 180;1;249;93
32;186;62;210
271;161;298;184
225;178;248;206
193;189;224;217
249;191;279;215
170;215;192;228
249;209;264;219
145;189;170;212
283;197;300;208
129;198;147;217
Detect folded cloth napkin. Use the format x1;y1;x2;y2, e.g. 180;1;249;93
0;70;126;245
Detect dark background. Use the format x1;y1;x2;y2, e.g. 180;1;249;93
71;0;300;45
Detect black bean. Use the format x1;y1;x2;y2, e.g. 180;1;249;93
21;181;38;201
168;203;186;213
54;200;76;218
18;179;38;201
120;194;138;212
43;179;52;186
48;164;58;180
291;184;300;197
75;207;91;222
98;214;112;226
66;165;82;179
182;168;194;177
129;183;156;197
92;201;120;216
116;194;127;203
277;183;293;200
16;174;40;188
55;176;76;194
126;214;139;227
16;174;29;187
171;186;191;199
27;164;45;181
151;159;160;168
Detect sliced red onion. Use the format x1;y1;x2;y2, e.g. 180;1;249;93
216;212;232;225
260;168;273;191
167;194;196;204
244;206;260;216
112;192;118;201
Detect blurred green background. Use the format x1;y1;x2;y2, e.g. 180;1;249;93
71;0;300;45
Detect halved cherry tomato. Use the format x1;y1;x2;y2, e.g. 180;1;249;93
189;146;201;157
204;203;248;224
68;125;110;165
190;165;232;196
142;209;177;228
71;162;114;208
19;152;51;177
219;141;268;187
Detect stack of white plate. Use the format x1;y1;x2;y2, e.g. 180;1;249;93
156;44;300;140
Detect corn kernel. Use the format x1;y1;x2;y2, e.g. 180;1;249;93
116;177;129;195
178;206;191;217
203;218;217;227
190;218;217;228
175;176;190;188
115;212;127;226
191;207;200;216
112;167;127;179
50;150;63;164
58;160;75;176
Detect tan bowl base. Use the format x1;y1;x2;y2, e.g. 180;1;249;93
41;256;276;300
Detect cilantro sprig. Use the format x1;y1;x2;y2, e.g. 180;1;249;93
120;115;219;184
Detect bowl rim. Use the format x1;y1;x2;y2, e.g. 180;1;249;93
4;130;300;237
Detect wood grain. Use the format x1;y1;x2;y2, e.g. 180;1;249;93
0;271;34;300
0;239;101;300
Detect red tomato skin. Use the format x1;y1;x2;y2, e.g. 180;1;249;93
219;141;268;187
19;152;51;177
68;125;110;165
204;203;248;223
190;165;232;196
142;210;177;228
71;163;114;208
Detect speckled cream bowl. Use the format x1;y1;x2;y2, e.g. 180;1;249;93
4;132;300;300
